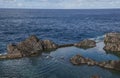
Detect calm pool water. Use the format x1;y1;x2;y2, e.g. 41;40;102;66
0;42;120;78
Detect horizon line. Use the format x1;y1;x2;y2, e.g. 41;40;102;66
0;8;120;10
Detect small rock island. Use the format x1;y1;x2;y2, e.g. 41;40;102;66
70;54;120;71
0;35;58;59
74;39;96;49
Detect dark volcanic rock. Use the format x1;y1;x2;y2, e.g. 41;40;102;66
74;39;96;49
70;54;96;65
70;55;120;71
4;35;58;59
7;44;22;58
104;33;120;52
16;35;44;57
42;40;58;50
91;75;101;78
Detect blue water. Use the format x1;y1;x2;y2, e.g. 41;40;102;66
0;9;120;78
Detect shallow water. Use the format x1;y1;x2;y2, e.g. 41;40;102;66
0;9;120;78
0;42;120;78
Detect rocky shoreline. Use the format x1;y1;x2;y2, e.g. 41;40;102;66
0;32;120;71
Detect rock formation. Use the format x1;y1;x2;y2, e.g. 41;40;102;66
0;35;58;59
0;35;97;59
74;39;96;49
70;55;97;65
70;54;120;71
104;33;120;52
91;75;101;78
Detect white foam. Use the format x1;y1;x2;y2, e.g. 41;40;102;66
89;35;105;42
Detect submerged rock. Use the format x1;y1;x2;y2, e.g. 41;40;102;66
104;33;120;52
70;55;120;71
58;44;74;48
74;39;96;49
91;75;101;78
3;35;58;59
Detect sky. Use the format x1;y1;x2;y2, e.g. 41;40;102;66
0;0;120;9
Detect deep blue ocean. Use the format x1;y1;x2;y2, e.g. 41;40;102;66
0;9;120;78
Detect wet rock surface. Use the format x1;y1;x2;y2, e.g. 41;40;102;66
70;55;120;71
70;55;96;65
42;40;58;50
0;35;58;59
90;75;101;78
0;33;120;72
74;39;96;49
0;35;97;59
104;33;120;52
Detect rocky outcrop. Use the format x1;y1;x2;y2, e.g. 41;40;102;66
7;44;23;58
104;33;120;52
91;75;101;78
0;35;97;59
74;39;96;49
42;40;58;50
70;55;120;71
0;35;58;59
70;55;97;65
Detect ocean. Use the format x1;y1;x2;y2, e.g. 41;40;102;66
0;9;120;78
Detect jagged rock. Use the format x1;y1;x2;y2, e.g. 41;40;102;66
7;44;22;58
70;54;96;65
91;75;101;78
74;39;96;49
42;40;58;50
70;55;120;71
88;60;96;66
5;35;58;59
104;33;120;43
16;35;44;57
104;33;120;52
70;55;84;65
112;61;120;71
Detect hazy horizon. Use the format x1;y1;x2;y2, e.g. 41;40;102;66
1;8;120;10
0;0;120;9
